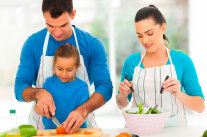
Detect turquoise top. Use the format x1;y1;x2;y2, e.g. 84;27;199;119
120;49;204;101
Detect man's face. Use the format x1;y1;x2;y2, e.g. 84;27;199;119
44;11;76;41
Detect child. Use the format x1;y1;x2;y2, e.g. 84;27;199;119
35;44;89;129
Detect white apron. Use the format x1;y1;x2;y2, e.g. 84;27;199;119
132;48;187;127
28;26;97;129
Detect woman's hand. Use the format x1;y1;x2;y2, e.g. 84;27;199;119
116;79;133;109
163;78;205;113
163;78;182;98
119;79;133;97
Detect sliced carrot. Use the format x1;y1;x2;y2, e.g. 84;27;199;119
56;124;66;134
37;133;44;136
116;135;127;137
116;132;131;137
83;131;94;135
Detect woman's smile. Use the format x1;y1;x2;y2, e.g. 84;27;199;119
144;44;152;49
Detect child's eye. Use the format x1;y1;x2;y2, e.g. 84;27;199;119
67;69;72;72
57;68;62;71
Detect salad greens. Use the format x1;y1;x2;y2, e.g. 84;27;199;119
125;103;162;114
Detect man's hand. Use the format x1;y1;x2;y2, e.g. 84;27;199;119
35;89;56;118
63;107;88;134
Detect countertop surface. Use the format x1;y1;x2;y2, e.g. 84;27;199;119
103;126;207;137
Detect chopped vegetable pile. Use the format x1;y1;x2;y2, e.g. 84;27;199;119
125;104;162;114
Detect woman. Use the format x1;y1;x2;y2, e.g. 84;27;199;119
116;5;205;126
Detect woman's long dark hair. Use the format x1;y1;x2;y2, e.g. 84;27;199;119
135;5;169;43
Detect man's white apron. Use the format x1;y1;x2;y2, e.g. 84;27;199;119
28;27;97;129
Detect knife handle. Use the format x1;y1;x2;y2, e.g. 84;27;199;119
49;111;53;117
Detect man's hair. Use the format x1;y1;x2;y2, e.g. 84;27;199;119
42;0;73;18
54;44;80;67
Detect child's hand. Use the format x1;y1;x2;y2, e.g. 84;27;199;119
62;108;87;134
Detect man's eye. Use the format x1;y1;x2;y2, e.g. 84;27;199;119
138;35;142;38
61;24;67;27
148;33;153;36
47;24;54;28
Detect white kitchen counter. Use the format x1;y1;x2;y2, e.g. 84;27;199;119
103;126;207;137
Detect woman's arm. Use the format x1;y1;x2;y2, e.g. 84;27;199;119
178;93;204;113
164;52;205;113
116;93;129;110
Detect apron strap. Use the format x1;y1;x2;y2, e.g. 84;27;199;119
137;47;173;69
166;47;174;74
137;52;145;68
43;31;50;55
71;26;81;55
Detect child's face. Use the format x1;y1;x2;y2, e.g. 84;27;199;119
54;57;79;82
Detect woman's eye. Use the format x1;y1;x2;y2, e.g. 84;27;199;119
148;33;153;36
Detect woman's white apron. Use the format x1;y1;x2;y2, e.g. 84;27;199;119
132;48;187;127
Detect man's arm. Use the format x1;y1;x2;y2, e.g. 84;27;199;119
22;83;56;118
15;35;55;118
15;36;38;102
22;87;39;102
63;38;113;133
77;93;105;117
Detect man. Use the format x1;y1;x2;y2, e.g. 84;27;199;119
14;0;113;133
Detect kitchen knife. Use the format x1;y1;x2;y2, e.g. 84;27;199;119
49;112;61;128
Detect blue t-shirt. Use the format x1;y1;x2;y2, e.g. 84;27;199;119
120;49;204;101
42;76;89;129
15;25;112;102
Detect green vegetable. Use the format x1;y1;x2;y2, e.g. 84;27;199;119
19;125;34;129
203;130;207;137
137;103;144;114
0;132;7;137
18;125;37;137
145;107;152;114
151;108;162;114
125;103;162;114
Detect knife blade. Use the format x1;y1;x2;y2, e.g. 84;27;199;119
50;112;61;128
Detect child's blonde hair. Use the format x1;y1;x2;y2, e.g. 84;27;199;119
54;44;80;67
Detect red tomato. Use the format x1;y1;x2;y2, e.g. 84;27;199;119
56;124;66;134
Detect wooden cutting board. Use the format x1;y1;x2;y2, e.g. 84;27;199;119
34;128;106;137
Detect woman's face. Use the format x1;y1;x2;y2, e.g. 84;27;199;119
135;18;166;53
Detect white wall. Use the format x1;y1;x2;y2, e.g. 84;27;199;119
189;0;207;105
187;0;207;126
